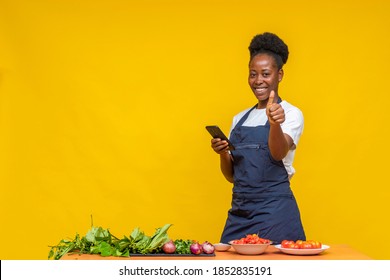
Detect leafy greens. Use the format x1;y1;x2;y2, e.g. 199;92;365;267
48;223;172;260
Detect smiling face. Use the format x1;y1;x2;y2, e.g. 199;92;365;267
248;53;284;108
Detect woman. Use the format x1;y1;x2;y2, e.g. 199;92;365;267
211;32;305;244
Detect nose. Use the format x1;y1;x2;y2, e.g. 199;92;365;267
254;75;263;85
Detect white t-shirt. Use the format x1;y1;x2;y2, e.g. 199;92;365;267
229;100;304;179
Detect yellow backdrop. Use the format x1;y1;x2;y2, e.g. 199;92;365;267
1;0;389;259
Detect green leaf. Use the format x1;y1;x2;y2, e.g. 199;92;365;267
130;227;144;242
95;227;111;242
140;224;172;254
90;245;99;254
85;227;97;243
99;241;113;257
135;235;151;253
117;237;131;251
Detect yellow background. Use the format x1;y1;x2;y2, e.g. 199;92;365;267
1;0;389;259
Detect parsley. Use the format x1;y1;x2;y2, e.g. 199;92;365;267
174;239;193;254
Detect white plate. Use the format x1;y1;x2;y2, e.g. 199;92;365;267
274;244;330;255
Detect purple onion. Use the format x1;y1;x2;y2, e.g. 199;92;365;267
190;242;203;255
162;240;176;254
201;241;215;254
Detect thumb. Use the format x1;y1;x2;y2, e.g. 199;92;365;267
267;90;275;107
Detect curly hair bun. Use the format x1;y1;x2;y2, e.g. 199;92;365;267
248;32;289;66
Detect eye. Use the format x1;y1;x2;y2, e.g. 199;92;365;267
262;73;270;77
249;72;257;78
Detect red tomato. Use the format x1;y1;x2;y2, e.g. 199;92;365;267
311;241;322;249
301;242;314;249
305;240;322;249
287;243;299;249
295;240;304;249
281;240;295;248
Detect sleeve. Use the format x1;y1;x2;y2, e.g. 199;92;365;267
281;106;304;146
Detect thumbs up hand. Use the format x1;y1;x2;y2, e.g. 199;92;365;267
266;90;285;125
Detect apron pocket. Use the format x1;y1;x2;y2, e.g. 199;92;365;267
229;208;251;218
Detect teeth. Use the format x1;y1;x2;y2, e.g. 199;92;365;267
256;88;267;93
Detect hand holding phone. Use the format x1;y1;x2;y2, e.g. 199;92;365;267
206;125;235;150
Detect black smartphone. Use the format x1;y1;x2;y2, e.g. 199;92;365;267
205;125;235;150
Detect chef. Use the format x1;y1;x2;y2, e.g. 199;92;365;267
210;32;306;244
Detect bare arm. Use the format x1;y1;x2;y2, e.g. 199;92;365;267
268;124;294;161
266;90;294;161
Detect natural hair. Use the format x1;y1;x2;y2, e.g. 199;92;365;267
248;32;289;69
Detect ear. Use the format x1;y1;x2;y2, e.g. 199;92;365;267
278;68;284;82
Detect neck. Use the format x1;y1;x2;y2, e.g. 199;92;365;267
257;102;267;109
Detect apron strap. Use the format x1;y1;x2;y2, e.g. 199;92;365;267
235;97;283;129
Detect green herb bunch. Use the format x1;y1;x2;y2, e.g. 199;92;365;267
174;239;194;254
48;223;172;260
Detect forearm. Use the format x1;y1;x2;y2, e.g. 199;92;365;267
268;123;290;161
219;152;234;183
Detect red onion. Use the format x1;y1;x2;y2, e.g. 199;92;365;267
190;242;203;255
201;241;215;254
162;240;176;254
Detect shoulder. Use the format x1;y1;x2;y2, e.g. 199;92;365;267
230;106;257;132
281;100;304;122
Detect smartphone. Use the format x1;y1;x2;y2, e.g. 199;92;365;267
205;125;235;150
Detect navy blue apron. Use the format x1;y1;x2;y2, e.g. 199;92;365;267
220;101;306;244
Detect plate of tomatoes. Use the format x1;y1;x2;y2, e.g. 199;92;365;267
275;240;329;255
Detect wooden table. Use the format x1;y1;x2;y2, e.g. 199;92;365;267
61;244;372;260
